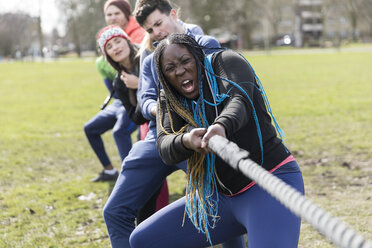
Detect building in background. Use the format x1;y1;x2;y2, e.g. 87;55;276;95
294;0;323;47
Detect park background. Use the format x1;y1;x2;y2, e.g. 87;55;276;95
1;0;372;247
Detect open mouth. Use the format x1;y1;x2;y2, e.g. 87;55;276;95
181;80;195;93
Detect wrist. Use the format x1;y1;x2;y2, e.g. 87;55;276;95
182;133;192;150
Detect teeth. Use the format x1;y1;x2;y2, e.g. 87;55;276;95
182;80;190;85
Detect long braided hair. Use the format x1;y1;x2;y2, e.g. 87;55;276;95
154;34;222;244
154;33;286;245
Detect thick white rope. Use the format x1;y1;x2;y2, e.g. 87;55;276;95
208;135;372;248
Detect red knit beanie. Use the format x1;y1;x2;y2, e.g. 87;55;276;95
97;25;130;55
104;0;131;21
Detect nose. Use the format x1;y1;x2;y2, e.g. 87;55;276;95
153;28;162;40
108;16;116;24
175;64;185;76
112;43;120;52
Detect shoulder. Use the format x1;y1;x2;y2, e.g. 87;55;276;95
185;23;204;36
179;20;203;35
142;53;154;69
96;56;116;79
192;34;221;56
96;56;105;67
126;17;145;44
214;50;246;64
125;17;145;33
212;50;255;81
194;34;220;48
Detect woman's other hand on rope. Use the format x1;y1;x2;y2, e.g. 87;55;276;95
201;123;226;153
182;128;207;153
121;71;139;89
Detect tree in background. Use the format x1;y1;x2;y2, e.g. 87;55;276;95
228;0;259;49
57;0;107;57
362;0;372;37
172;0;258;49
256;0;295;46
0;13;38;58
340;0;365;41
323;0;371;43
2;0;372;57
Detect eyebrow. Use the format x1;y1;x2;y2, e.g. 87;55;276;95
145;19;161;31
163;54;190;66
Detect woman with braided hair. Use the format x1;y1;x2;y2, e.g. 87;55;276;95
129;33;305;248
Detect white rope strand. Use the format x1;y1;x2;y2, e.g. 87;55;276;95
208;135;372;248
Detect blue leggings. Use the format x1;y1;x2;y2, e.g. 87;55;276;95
84;99;136;167
130;162;304;248
103;136;245;248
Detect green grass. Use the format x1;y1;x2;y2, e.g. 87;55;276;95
0;50;371;247
246;52;372;160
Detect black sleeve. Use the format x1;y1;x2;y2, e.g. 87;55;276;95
211;50;257;138
113;76;148;125
156;90;194;165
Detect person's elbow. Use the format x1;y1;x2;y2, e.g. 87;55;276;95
142;101;157;121
156;138;177;166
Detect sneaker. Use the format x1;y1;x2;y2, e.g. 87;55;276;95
90;170;119;182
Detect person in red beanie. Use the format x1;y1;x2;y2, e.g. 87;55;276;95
104;0;170;216
85;0;146;183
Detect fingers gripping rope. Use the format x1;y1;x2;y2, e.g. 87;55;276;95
208;135;372;248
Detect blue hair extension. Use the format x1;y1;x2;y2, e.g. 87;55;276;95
183;61;219;246
204;52;287;156
237;53;287;142
182;51;288;245
204;54;264;165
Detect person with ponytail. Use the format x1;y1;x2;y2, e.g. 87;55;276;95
129;33;305;248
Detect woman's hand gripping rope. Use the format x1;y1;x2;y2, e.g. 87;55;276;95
201;123;226;153
182;123;226;154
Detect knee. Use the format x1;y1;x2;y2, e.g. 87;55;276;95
84;122;94;135
113;124;135;138
102;204;109;223
103;200;137;228
112;128;128;139
129;227;148;248
102;202;115;223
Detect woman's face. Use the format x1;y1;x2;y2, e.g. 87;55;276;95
105;5;128;30
105;37;130;63
161;44;199;99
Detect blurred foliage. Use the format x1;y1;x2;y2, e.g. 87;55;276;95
57;0;108;56
1;0;372;56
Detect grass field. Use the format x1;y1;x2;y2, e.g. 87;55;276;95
0;49;371;247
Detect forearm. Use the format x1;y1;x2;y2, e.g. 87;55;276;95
138;55;158;121
142;100;157;120
156;132;192;165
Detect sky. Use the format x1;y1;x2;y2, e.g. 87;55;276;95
0;0;63;34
